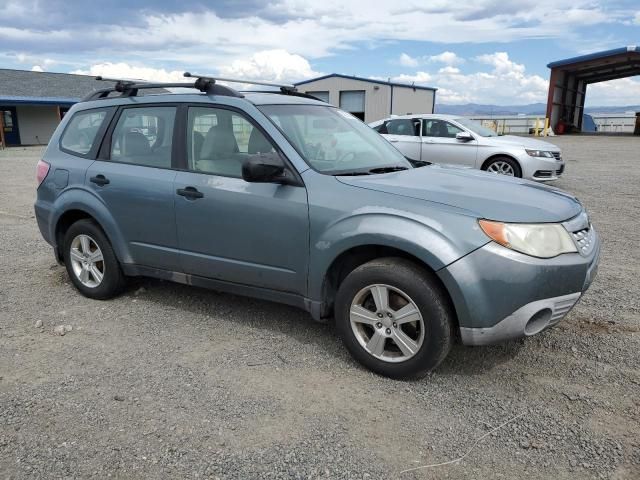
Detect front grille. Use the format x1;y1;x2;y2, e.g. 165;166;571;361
572;226;595;256
551;151;562;161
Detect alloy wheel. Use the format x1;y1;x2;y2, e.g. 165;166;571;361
486;160;515;176
69;234;105;288
349;284;425;363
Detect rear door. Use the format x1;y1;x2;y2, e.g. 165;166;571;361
173;105;309;294
421;119;477;167
87;105;181;271
376;118;421;160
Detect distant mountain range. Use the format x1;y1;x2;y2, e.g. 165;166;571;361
435;103;640;116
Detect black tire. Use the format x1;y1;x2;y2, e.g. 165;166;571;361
63;219;125;300
335;257;454;379
483;156;522;178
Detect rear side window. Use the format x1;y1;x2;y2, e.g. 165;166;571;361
60;108;109;155
110;106;176;168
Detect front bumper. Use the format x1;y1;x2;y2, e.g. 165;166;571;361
438;227;600;346
519;153;565;181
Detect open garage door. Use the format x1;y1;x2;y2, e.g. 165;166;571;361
546;46;640;133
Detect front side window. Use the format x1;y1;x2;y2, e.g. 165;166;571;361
110;106;176;168
259;105;411;175
60;108;109;155
423;119;463;138
188;107;275;178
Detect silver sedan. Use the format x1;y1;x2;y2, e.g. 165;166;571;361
369;114;565;181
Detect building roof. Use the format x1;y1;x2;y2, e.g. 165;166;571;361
0;68;118;105
294;73;437;91
546;46;640;84
547;45;639;68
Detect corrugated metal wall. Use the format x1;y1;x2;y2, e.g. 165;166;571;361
391;88;434;117
299;77;435;123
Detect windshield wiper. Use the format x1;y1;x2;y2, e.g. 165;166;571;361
335;171;371;176
368;166;409;174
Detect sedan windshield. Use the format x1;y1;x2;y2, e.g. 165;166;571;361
454;117;499;137
259;105;411;174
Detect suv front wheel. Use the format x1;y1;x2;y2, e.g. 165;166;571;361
63;219;125;300
335;257;454;379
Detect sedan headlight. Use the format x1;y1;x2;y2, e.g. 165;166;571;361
525;149;554;158
479;219;577;258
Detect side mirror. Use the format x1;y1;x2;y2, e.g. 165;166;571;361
456;131;474;142
242;152;290;184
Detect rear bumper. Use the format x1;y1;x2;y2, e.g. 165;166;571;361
438;228;600;345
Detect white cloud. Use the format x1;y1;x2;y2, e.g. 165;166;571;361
71;50;321;86
429;51;463;65
634;12;640;25
393;52;548;105
71;63;186;82
31;65;43;72
218;49;321;82
586;77;640;106
399;53;419;67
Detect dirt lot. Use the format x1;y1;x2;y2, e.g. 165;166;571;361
1;136;639;479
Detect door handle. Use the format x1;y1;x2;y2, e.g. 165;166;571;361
389;139;399;143
176;186;204;199
90;174;110;186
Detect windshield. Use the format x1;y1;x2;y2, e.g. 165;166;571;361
259;105;411;174
454;118;498;137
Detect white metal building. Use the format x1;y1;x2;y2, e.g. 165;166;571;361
294;74;437;123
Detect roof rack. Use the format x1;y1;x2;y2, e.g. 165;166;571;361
81;75;244;102
81;72;317;103
182;73;320;99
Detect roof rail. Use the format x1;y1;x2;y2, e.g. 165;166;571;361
81;75;244;102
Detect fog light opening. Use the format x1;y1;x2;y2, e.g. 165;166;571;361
524;308;552;336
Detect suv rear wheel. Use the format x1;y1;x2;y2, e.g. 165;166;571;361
63;219;125;300
335;257;454;379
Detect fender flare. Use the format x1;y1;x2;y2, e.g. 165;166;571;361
49;187;132;264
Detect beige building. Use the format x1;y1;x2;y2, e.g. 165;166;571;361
294;74;437;123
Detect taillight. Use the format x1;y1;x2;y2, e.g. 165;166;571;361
36;160;50;187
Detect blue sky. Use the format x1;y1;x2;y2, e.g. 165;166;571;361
1;0;639;105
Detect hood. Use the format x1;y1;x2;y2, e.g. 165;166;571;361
337;165;582;223
485;135;560;151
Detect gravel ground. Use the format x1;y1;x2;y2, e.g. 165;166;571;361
0;137;638;479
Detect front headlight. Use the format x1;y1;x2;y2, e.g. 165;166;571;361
479;219;577;258
525;149;554;158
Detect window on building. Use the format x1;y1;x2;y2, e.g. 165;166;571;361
423;119;463;138
60;108;110;156
307;91;330;103
187;107;275;178
339;91;365;121
110;106;176;168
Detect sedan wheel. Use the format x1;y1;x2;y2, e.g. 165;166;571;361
350;284;424;363
486;160;515;176
69;234;105;288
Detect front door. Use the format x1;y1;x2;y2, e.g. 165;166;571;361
421;119;478;167
88;105;181;271
174;105;309;294
1;107;20;146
